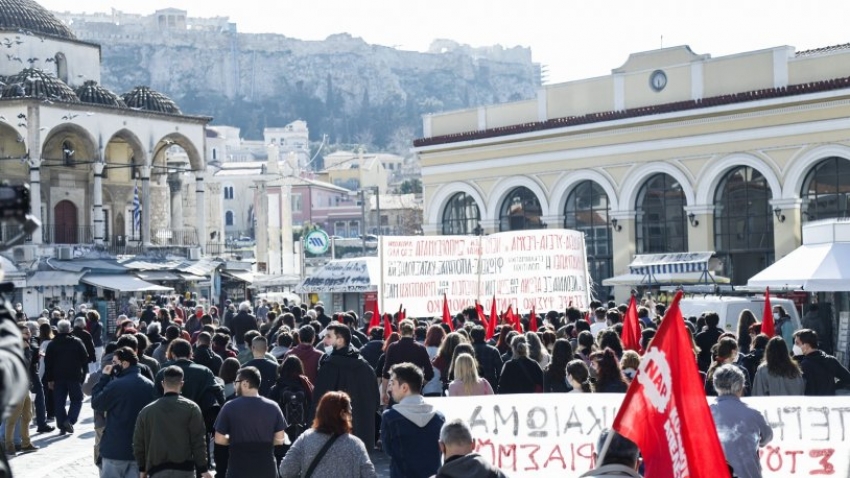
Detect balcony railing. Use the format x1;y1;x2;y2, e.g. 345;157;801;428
152;228;199;246
40;224;95;245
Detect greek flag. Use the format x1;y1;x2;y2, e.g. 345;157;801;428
133;185;141;235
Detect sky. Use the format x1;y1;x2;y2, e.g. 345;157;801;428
38;0;850;84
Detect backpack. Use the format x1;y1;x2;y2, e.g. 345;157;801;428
277;385;308;440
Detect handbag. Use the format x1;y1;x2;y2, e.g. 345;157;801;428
303;433;341;478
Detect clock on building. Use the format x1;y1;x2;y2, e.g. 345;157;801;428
649;70;667;92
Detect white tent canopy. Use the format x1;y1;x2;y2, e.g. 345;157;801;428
296;258;379;293
747;242;850;291
603;251;728;286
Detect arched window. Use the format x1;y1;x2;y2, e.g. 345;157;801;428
801;157;850;222
714;166;774;284
635;174;686;253
564;181;612;293
225;211;234;226
441;192;481;235
54;53;68;83
499;187;543;231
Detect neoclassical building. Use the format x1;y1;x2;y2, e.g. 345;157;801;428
0;0;210;251
413;43;850;298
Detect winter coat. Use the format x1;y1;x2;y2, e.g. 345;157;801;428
382;337;434;381
312;345;380;447
193;344;223;376
751;365;805;396
798;350;850;396
279;430;377;478
472;341;503;391
497;357;543;394
91;365;156;461
435;453;509;478
381;395;445;478
231;311;259;345
72;327;97;363
286;343;325;384
43;333;89;382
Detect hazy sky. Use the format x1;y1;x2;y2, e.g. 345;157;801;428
38;0;850;83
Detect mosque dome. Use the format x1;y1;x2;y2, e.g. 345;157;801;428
0;67;78;102
75;80;127;108
0;0;77;40
122;86;182;115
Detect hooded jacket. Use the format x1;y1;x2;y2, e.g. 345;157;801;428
435;453;508;478
312;345;380;446
381;394;445;478
799;350;850;395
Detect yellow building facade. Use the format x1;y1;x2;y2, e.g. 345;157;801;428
413;44;850;299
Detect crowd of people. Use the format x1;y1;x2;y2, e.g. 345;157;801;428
3;294;850;477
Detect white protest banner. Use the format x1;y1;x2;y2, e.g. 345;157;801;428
381;230;590;317
425;394;849;477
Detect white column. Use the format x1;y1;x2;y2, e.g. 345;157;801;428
92;161;105;245
28;159;42;245
196;174;206;253
168;173;184;234
140;165;152;245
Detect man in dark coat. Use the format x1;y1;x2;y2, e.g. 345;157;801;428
470;326;503;391
312;323;379;447
231;302;259;352
695;312;724;372
193;332;223;376
314;305;332;329
794;328;850;395
381;319;433;405
44;319;89;434
72;317;97;365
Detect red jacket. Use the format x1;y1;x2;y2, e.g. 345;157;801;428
285;344;324;384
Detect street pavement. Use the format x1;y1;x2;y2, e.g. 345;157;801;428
10;396;391;477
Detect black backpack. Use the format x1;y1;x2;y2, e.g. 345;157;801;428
276;385;308;440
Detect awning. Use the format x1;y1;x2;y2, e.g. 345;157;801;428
296;258;379;293
747;242;850;291
179;273;207;282
222;270;254;283
250;274;302;288
627;252;713;275
603;271;730;287
27;271;86;287
135;271;182;281
81;274;173;292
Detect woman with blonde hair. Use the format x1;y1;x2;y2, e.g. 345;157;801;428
526;331;551;368
447;353;493;397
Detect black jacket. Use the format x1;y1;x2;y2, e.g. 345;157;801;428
497;357;543;394
799;350;850;396
359;340;383;370
44;333;89;382
193;344;223;376
87;318;104;347
695;327;724;372
472;341;503;391
382;337;434;381
231;311;258;345
542;368;571;393
312;345;380;446
154;358;224;410
72;327;97;364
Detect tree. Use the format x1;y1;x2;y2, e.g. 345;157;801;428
398;179;422;194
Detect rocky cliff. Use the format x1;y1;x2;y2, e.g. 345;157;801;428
64;19;540;147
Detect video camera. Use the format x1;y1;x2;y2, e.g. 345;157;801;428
0;182;40;252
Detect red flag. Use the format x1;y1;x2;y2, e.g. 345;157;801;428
368;300;380;333
622;294;642;353
475;300;486;328
486;295;497;341
529;305;538;332
612;291;730;478
506;305;521;333
398;304;405;322
383;313;393;339
761;288;775;337
441;293;454;332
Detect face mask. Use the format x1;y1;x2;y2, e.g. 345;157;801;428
793;344;804;356
773;313;780;320
324;345;333;354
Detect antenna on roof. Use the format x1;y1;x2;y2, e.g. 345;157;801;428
660;35;663;49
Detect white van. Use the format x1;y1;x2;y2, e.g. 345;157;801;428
678;296;802;333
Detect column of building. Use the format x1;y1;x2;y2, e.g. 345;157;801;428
140;165;152;245
92;161;105;245
195;173;206;253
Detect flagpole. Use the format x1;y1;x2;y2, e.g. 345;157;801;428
595;429;616;467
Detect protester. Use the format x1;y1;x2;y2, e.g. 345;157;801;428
133;365;211;478
269;355;314;453
432;332;466;392
193;331;223;376
360;328;385;371
751;336;804;396
710;364;773;478
270;331;293;360
497;335;544;394
153;326;181;365
86;310;105;364
695;312;724;372
312;323;380;447
619;350;640;383
381;319;434;405
135;333;160;376
705;337;749;396
279;391;378;478
543;338;573;393
381;363;445;478
72;317;97;367
286;325;324;384
447;353;493;397
526;332;550;368
219;357;241;400
590;348;628;393
44;319;89;435
735;309;758;355
579;429;642;478
793;328;850;395
244;336;279;396
231;302;259;352
567;359;592;393
91;347;156;478
214;366;287;478
433;419;507;478
589;307;608;337
469;326;502;392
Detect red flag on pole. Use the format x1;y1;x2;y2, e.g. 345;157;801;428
506;305;521;333
529;305;538;332
398;304;405;322
622;294;642;353
486;295;497;341
475;300;486;328
761;287;776;337
383;313;393;339
368;300;380;334
612;291;730;478
442;293;454;332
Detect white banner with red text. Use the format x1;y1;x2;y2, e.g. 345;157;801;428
424;394;849;478
380;230;591;317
